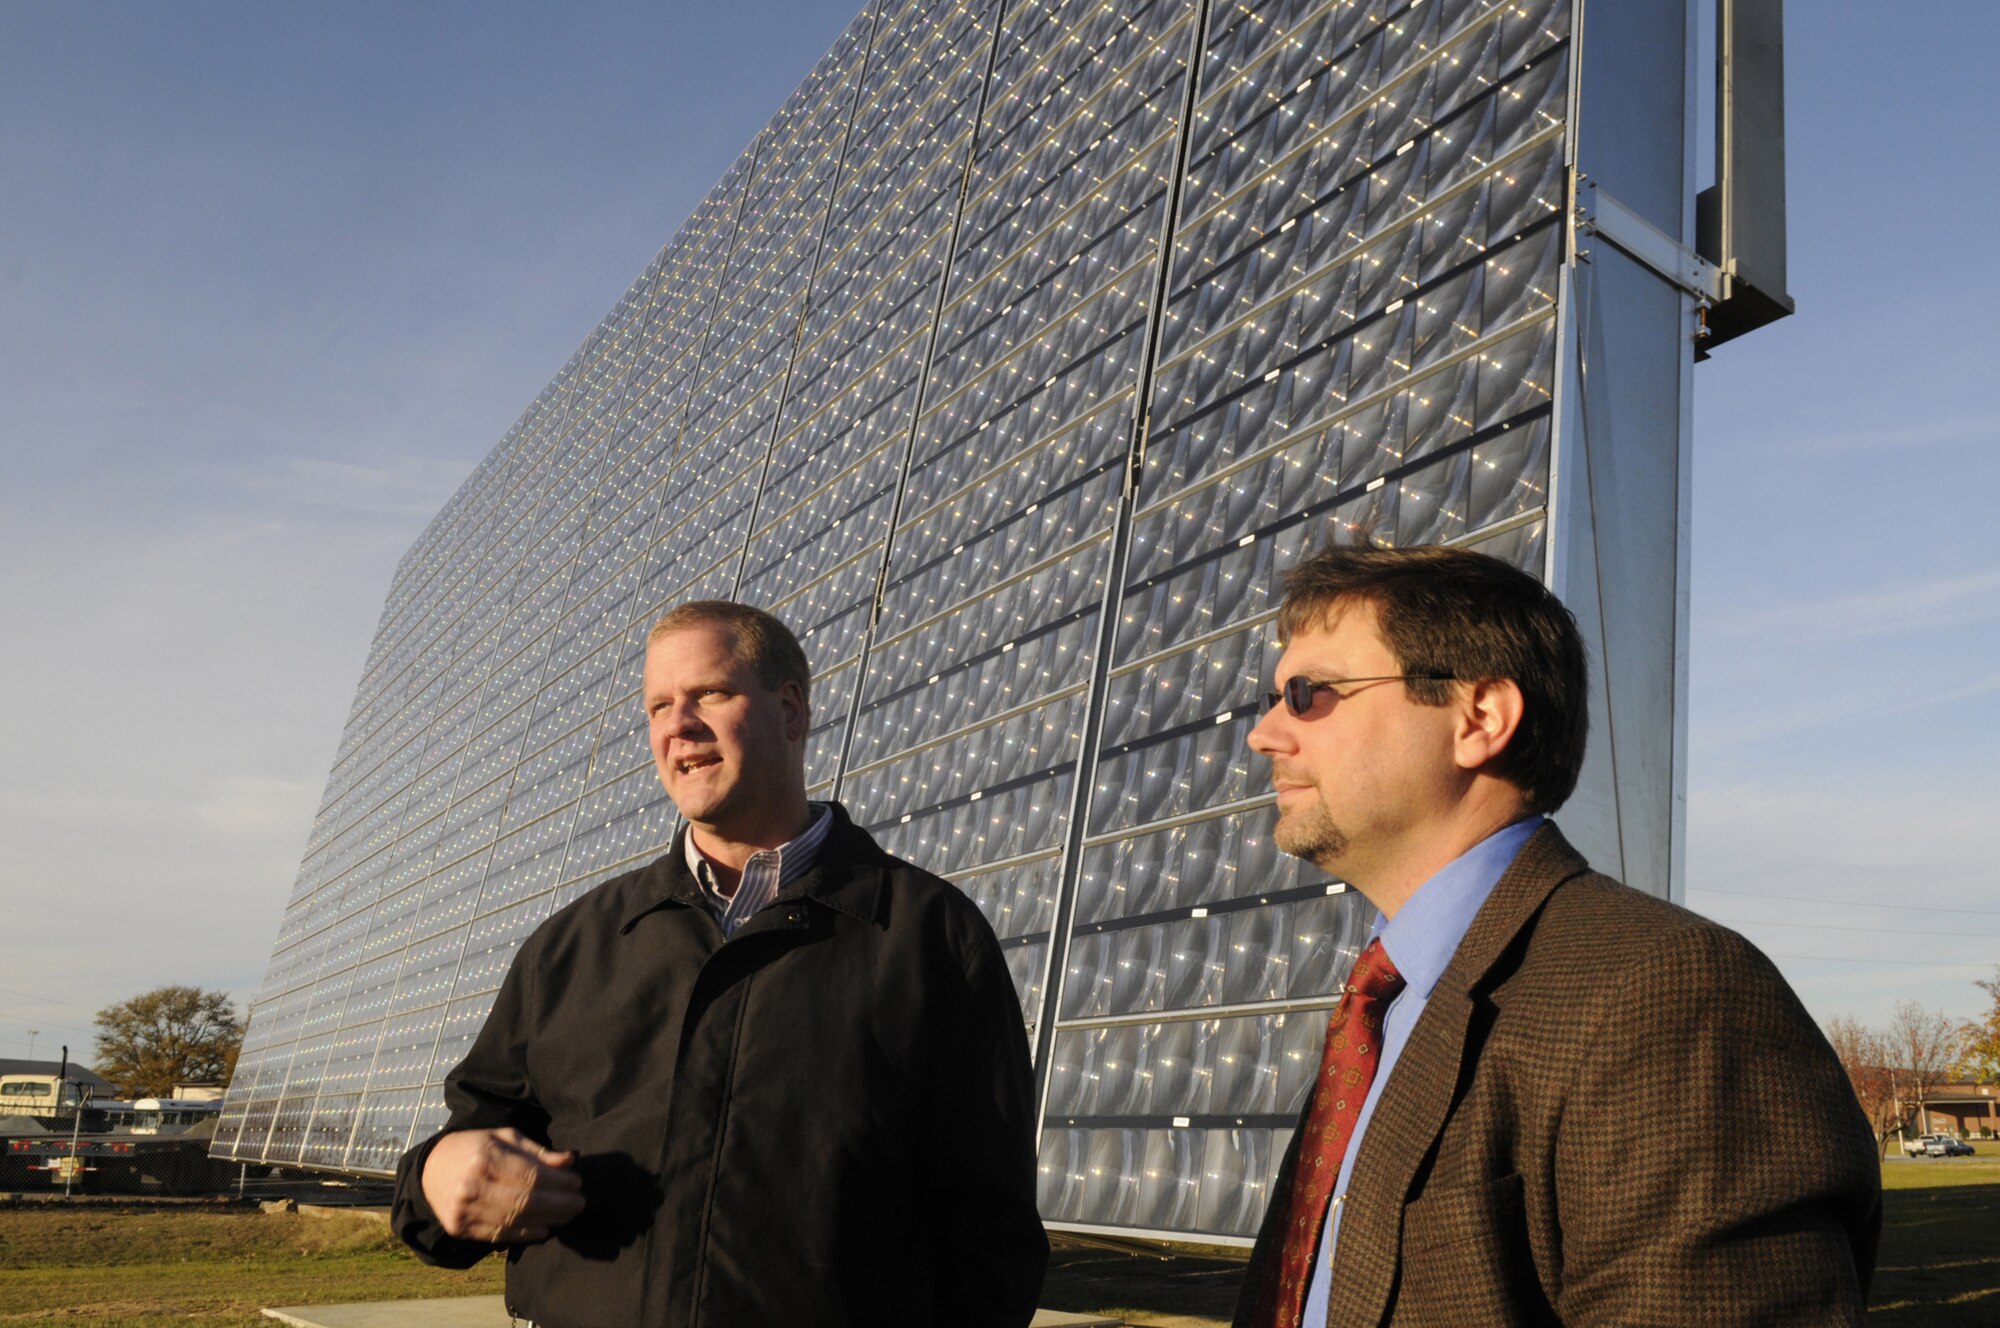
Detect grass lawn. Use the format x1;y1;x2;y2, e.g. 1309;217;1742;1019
0;1201;500;1328
1870;1157;2000;1325
3;1163;1995;1327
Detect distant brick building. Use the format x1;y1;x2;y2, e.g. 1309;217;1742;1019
1915;1081;2000;1138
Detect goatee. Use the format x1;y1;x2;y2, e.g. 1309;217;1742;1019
1273;802;1348;872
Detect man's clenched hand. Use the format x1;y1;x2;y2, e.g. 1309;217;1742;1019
421;1127;586;1243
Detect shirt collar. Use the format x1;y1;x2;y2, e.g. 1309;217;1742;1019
684;801;833;894
613;802;885;935
1375;815;1544;1000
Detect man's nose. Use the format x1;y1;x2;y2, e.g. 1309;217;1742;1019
1245;704;1287;756
659;701;708;737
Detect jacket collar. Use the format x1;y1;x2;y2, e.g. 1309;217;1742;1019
1433;821;1593;1000
1327;821;1593;1328
616;801;888;935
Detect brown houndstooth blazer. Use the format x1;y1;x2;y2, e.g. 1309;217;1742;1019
1235;823;1881;1327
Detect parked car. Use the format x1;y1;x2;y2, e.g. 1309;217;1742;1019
1904;1134;1975;1157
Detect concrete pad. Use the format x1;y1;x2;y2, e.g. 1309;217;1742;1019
263;1297;1122;1326
262;1296;510;1327
297;1202;390;1226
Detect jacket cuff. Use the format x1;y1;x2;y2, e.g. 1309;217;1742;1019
392;1131;499;1269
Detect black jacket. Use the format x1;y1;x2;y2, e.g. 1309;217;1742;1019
392;804;1048;1327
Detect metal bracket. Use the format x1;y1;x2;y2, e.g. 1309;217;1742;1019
1575;179;1725;305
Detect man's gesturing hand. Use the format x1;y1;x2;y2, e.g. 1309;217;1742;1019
421;1127;587;1244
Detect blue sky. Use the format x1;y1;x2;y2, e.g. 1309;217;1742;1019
1;1;1993;1064
1686;2;2000;1032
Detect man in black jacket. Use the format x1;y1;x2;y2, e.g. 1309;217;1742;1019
392;601;1048;1327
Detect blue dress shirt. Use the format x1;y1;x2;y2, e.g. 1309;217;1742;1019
1299;815;1543;1325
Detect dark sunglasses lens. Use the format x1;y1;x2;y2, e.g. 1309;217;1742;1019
1285;676;1315;715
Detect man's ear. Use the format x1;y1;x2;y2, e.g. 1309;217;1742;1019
1452;677;1525;774
781;680;811;744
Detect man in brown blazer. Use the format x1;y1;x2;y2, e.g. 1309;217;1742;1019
1235;543;1880;1327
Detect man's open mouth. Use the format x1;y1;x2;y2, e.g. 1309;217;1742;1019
677;755;721;774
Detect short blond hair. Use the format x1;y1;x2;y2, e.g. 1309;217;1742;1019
647;601;811;703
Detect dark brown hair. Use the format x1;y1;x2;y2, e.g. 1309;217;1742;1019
1276;542;1589;812
647;601;812;705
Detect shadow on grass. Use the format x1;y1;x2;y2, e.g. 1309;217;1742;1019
1036;1178;1998;1328
1870;1180;2000;1325
1039;1235;1246;1327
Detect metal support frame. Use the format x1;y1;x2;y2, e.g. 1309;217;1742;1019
1544;0;1704;904
1578;178;1722;304
1695;0;1793;351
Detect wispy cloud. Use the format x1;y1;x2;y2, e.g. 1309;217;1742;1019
192;776;322;838
0;773;307;1020
1771;414;2000;457
1;776;320;853
0;786;190;836
244;455;475;518
1693;666;2000;750
1685;781;2000;1025
1688;783;1997;881
1705;567;2000;645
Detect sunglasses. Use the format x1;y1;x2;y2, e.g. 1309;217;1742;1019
1260;674;1455;716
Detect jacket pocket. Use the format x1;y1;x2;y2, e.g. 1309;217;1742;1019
1393;1172;1548;1327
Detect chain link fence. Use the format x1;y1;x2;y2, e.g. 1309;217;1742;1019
3;1092;394;1201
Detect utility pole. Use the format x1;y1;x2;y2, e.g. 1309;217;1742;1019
62;1083;92;1198
58;1044;87;1198
27;1029;38;1061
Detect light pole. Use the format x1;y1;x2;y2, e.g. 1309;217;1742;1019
27;1029;38;1061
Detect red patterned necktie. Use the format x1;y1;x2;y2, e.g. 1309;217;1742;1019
1260;937;1406;1328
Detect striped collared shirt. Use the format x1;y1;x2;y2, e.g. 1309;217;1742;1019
684;801;834;937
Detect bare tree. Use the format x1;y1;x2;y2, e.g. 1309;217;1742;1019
1825;1016;1904;1156
1886;1000;1969;1138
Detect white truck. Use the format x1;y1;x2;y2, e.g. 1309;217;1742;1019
1902;1133;1975;1157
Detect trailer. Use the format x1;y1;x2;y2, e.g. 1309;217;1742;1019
8;1126;234;1195
1;1076;233;1195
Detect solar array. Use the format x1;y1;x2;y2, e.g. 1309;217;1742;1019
219;0;1574;1240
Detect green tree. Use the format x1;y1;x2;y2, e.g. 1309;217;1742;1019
92;986;242;1099
1966;967;2000;1084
